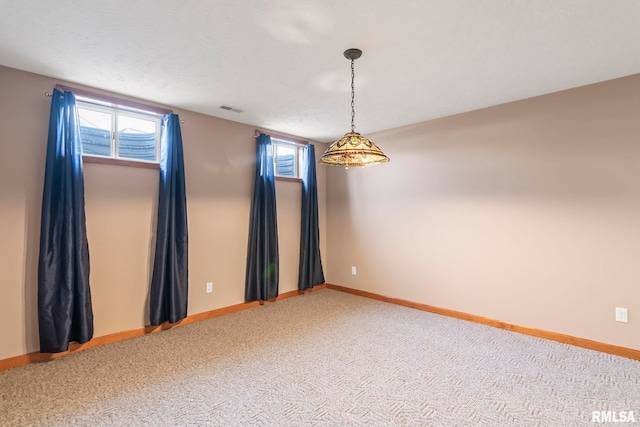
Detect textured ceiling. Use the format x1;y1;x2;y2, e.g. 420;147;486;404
1;1;639;142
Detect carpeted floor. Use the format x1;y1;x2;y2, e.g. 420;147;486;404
1;289;639;426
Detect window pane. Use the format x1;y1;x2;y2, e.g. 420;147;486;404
117;114;157;161
78;108;112;157
276;144;296;177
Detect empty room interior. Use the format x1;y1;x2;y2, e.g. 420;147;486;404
1;1;639;425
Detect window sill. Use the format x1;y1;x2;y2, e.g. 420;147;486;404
275;176;302;183
83;156;159;170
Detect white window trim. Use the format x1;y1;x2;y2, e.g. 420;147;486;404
77;99;162;165
273;138;301;179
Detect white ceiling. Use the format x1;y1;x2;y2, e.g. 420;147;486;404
1;1;639;142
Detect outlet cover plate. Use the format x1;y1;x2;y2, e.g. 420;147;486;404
206;282;213;293
615;307;628;323
351;266;357;275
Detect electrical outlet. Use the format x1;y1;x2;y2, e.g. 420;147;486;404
615;307;628;323
206;282;213;293
351;266;357;275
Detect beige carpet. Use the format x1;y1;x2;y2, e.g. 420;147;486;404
1;289;639;426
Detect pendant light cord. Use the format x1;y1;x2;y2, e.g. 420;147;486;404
350;59;355;133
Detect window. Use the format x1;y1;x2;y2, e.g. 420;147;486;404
77;99;161;164
273;138;303;179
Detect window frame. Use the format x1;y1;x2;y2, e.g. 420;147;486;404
273;138;303;180
77;98;162;166
55;84;172;169
260;132;307;181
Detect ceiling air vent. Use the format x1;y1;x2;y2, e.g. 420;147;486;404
219;105;243;113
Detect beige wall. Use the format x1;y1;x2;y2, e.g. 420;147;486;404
326;74;640;351
3;60;637;360
0;65;327;360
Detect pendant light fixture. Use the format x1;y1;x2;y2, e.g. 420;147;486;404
319;48;390;167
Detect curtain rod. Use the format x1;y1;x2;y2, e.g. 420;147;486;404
44;85;173;116
254;129;308;145
44;90;184;124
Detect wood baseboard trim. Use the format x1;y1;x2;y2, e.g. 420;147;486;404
0;284;327;372
326;284;640;361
